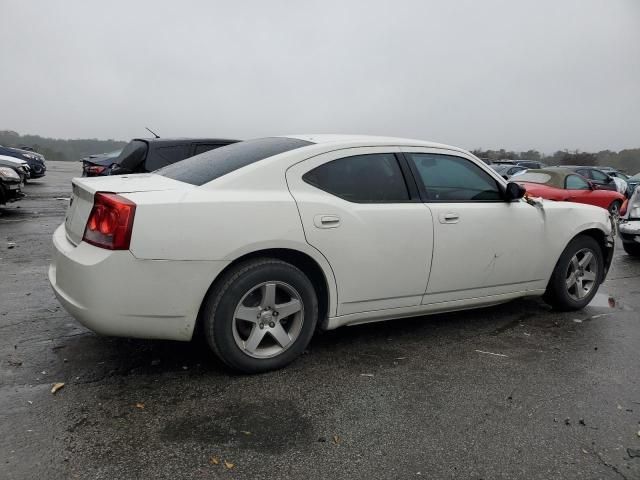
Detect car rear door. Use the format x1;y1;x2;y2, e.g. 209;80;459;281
403;148;548;304
286;147;434;316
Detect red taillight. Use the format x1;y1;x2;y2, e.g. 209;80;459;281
86;165;107;175
83;192;136;250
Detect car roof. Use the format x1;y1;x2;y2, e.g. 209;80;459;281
282;134;467;153
132;137;240;146
516;168;575;189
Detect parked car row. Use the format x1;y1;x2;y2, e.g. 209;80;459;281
0;145;47;207
50;135;620;373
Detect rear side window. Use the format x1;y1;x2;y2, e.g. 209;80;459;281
565;174;590;190
115;140;148;172
193;143;225;156
146;145;190;171
407;153;502;201
157;137;313;186
303;153;410;203
590;169;609;182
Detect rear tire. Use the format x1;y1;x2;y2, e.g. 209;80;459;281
544;235;604;311
201;258;318;373
623;242;640;257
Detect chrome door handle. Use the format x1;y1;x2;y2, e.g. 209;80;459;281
439;212;459;224
314;214;341;228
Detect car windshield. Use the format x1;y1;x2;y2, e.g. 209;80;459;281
492;165;510;174
157;137;314;186
515;172;551;184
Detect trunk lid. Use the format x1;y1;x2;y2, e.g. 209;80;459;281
64;174;191;245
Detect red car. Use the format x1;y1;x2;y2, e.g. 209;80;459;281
515;169;624;215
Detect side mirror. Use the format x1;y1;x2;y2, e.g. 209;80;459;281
505;182;526;201
588;181;597;190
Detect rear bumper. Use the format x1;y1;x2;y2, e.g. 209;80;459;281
49;224;229;341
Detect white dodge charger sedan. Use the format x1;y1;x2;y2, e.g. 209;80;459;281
50;135;615;372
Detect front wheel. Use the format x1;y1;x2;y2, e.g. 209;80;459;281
201;258;318;373
608;200;622;216
544;235;604;311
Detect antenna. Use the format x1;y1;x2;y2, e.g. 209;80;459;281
145;127;160;138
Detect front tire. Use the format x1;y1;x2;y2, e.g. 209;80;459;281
608;200;622;216
544;235;604;311
623;242;640;257
201;258;318;373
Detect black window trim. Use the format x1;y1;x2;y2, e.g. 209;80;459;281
302;152;419;204
401;151;509;203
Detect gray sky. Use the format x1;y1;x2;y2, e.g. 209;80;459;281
1;0;639;152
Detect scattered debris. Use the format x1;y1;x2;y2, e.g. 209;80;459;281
51;382;65;394
182;365;188;370
209;456;220;465
150;359;161;366
7;242;16;249
223;460;234;470
395;357;407;360
360;373;374;377
27;401;33;405
317;436;327;443
564;418;571;426
475;350;508;358
240;431;251;436
7;359;22;367
135;403;145;409
590;313;611;320
628;448;640;458
333;435;340;445
572;319;583;323
582;448;589;454
579;419;586;426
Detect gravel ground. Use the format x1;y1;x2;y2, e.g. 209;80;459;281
1;161;640;479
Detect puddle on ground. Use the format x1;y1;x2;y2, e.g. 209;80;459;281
160;399;313;454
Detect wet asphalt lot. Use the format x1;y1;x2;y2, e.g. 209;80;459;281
1;161;640;480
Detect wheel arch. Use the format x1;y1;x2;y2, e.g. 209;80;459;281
193;247;336;340
577;227;615;277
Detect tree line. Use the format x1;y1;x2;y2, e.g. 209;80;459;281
1;130;638;174
0;130;127;162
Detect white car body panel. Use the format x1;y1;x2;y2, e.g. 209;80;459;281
49;135;614;342
286;146;434;315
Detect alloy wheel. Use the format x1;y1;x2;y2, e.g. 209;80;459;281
565;248;598;301
232;281;304;359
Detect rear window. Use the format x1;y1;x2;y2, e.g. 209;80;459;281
157;137;313;186
115;140;148;172
515;172;551;184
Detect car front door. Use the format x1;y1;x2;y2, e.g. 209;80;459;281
286;147;434;316
403;149;548;304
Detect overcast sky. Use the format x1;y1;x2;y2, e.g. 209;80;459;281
1;0;639;152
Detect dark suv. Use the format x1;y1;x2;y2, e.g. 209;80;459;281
82;137;239;177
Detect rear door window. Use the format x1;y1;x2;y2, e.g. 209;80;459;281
590;169;610;182
157;137;313;186
146;145;190;171
115;140;148;172
302;153;410;203
407;153;502;201
193;143;225;156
